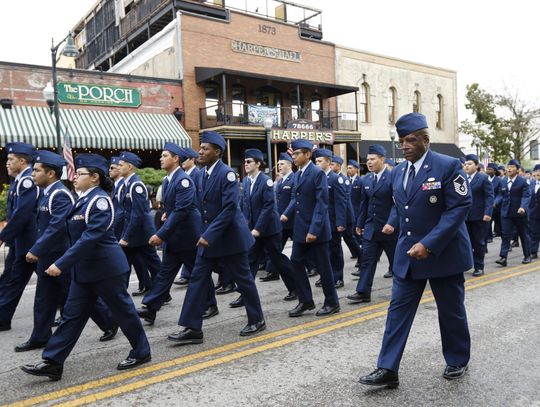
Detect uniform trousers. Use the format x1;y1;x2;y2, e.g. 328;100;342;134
329;231;344;282
179;252;264;331
500;216;530;258
290;241;339;307
265;228;293;277
378;272;470;372
356;234;397;295
42;273;150;364
529;218;540;255
123;245;161;289
343;224;362;260
466;221;489;270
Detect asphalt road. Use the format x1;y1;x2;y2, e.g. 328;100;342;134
0;238;539;406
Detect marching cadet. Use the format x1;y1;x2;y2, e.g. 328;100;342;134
109;156;125;241
21;154;151;381
346;160;364;265
463;154;494;276
314;149;347;288
495;159;531;267
0;142;38;331
347;144;398;304
281;140;340;317
117;152;161;294
233;148;296;306
359;112;473;388
486;163;502;241
137;144;209;324
528;164;540;258
168;131;265;344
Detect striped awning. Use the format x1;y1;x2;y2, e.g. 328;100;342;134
0;106;191;149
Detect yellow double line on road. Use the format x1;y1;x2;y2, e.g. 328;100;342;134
7;263;539;407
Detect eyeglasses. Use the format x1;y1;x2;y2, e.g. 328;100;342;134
75;172;92;177
244;159;255;164
109;166;116;169
291;151;304;156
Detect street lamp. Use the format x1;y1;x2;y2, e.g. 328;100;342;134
43;32;80;154
473;136;481;156
389;128;397;162
263;116;274;176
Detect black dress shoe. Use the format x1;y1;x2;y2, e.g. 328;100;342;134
511;240;519;247
522;256;532;264
472;269;484;277
117;354;151;370
132;287;149;296
0;322;11;331
100;324;119;342
173;277;189;286
443;364;468;380
306;268;318;277
347;292;371;304
351;270;361;277
167;328;203;345
21;360;63;381
239;320;266;336
163;294;172;304
334;279;344;289
215;283;236;295
283;291;298;301
315;278;322;287
288;301;316;317
358;368;399;388
14;340;47;352
532;253;538;259
316;304;340;316
495;257;507;267
137;307;156;325
202;305;219;319
383;271;394;278
259;273;280;282
229;294;245;308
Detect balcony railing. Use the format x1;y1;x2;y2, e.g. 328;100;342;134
200;103;358;132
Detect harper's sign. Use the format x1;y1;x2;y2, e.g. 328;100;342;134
270;119;335;145
57;82;142;108
231;40;301;62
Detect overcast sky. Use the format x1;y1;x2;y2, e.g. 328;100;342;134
1;0;538;122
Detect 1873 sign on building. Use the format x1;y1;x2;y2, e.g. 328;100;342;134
57;82;142;108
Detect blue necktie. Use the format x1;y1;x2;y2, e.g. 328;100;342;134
162;178;169;197
405;165;416;197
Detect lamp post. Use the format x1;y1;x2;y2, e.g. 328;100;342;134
473;136;481;156
42;32;80;154
389;128;397;162
263;117;274;176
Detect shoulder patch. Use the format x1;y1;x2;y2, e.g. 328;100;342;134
338;177;344;184
181;179;190;188
22;179;33;188
267;179;274;187
227;172;236;182
453;174;468;196
345;179;350;185
135;185;144;194
96;198;109;211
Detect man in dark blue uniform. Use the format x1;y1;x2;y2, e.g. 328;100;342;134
281;140;340;317
495;159;531;266
463;154;494;276
168;132;265;344
528;164;540;258
346;159;364;266
486;163;501;242
109;156;125;241
0;142;38;331
347;144;398;304
359;112;473;387
117;152;161;295
314;149;347;288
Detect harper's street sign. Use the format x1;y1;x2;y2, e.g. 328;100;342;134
57;82;142;108
270;119;335;144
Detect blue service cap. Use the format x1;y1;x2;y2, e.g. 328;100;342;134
163;141;183;157
395;112;428;137
33;150;66;169
110;156;121;165
244;148;264;161
278;152;293;163
290;139;313;151
498;165;505;170
119;151;142;168
75;153;109;175
465;154;479;163
508;159;521;168
201;131;227;151
183;147;199;160
314;149;332;159
534;164;540;171
348;160;359;169
368;144;386;157
5;142;34;156
332;155;344;165
385;158;395;166
487;163;498;171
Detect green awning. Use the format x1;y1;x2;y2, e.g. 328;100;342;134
1;106;191;150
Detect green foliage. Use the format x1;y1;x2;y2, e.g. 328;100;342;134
0;184;9;221
136;167;166;188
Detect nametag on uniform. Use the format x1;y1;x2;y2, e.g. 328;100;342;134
39;206;48;212
71;215;84;221
422;181;441;191
364;186;370;190
283;186;291;189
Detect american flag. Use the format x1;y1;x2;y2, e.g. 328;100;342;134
63;130;75;181
287;144;293;155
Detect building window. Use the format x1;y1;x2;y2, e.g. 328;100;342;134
311;93;322;123
231;85;245;117
359;83;369;123
413;90;421;113
436;94;443;129
387;87;397;125
291;90;304;120
205;82;219;117
531;140;539;160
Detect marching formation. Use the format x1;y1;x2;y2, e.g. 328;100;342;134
0;112;537;386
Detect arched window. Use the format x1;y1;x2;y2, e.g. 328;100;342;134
436;94;443;129
359;83;369;123
413;90;421;113
205;81;219;117
231;85;245;117
387;87;397;125
311;93;322;123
